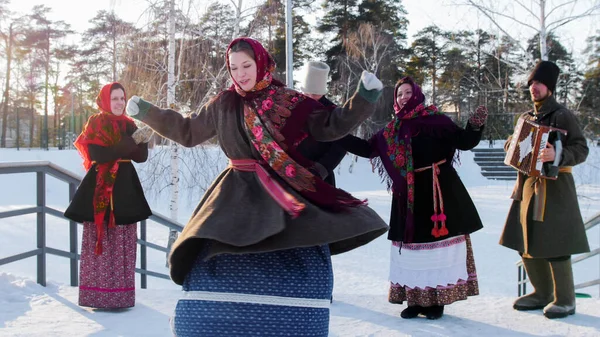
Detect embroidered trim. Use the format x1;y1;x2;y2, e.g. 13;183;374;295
391;279;469;290
79;286;135;293
180;291;331;309
392;235;466;251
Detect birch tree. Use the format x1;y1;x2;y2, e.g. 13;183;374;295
463;0;600;61
119;0;251;261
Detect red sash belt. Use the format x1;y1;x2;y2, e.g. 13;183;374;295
229;159;305;218
415;159;448;238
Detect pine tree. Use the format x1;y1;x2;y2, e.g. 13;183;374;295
408;25;448;106
247;0;313;83
81;10;136;83
355;0;408;84
318;0;360;81
23;5;73;149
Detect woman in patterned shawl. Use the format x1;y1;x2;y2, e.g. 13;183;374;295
126;37;389;336
65;82;152;309
340;77;487;320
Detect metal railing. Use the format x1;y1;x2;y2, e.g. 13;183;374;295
0;161;184;289
516;211;600;296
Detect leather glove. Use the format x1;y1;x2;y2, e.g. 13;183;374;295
468;105;488;128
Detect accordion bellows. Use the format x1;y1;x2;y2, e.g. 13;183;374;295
504;117;567;179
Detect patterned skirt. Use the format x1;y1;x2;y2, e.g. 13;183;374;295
79;222;137;309
172;245;333;337
388;235;479;307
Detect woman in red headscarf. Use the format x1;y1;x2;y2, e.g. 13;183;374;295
339;77;488;320
126;37;388;336
64;82;152;309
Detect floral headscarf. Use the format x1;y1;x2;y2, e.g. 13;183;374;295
226;37;365;214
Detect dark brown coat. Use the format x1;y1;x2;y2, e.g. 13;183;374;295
137;90;389;285
499;96;590;258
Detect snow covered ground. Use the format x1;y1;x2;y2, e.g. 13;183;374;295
1;141;599;336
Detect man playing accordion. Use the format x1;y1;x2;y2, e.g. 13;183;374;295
499;60;590;319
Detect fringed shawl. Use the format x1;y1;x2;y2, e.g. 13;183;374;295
225;37;365;214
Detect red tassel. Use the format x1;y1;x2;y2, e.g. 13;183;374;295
431;213;441;237
431;225;440;238
438;213;448;236
438;224;449;236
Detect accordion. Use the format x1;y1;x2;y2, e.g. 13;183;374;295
504;117;567;179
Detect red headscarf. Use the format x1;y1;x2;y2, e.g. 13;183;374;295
74;82;136;254
226;37;283;95
225;37;364;214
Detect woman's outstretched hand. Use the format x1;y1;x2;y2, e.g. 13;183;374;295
126;96;141;116
468;105;488;128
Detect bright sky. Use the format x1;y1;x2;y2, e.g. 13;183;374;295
7;0;597;57
403;0;598;57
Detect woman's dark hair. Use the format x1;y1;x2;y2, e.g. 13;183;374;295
110;82;126;94
228;40;255;60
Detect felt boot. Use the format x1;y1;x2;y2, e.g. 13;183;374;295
513;258;554;311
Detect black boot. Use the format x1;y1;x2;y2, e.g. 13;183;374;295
424;305;444;320
544;258;576;319
513;258;554;311
400;305;424;319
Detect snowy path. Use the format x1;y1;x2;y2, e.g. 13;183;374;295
1;147;599;336
1;271;599;337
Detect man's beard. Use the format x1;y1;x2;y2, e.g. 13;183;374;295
532;91;550;103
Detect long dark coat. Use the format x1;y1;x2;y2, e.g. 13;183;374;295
134;90;388;285
296;96;347;187
64;123;152;225
499;96;590;258
340;122;484;243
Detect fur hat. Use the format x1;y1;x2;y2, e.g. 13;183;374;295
299;61;330;95
527;60;560;93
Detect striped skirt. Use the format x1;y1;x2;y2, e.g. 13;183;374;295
388;235;479;307
79;222;137;309
172;245;333;337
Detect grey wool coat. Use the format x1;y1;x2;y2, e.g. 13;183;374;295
499;95;590;258
135;89;389;285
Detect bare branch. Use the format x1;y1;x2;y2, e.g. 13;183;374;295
464;0;529;54
547;7;600;31
545;0;578;18
513;0;539;20
466;0;539;31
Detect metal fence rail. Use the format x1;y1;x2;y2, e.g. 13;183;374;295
516;211;600;297
0;161;184;289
